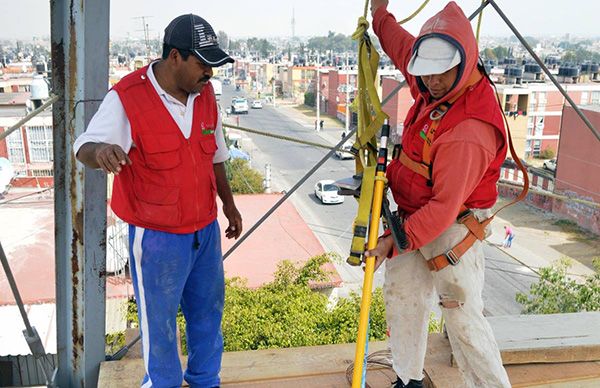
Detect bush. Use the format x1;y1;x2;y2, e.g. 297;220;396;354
122;254;441;354
516;258;600;314
304;91;316;107
538;147;555;159
225;158;264;194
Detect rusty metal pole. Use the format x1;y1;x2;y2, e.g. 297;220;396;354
51;0;109;386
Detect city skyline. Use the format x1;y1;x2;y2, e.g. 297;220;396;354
1;0;600;41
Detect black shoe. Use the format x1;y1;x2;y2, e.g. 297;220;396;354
392;376;424;388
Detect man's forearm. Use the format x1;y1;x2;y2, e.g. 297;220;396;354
213;162;235;206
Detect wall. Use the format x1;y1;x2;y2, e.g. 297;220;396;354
556;106;600;203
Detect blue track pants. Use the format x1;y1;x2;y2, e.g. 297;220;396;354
129;220;224;388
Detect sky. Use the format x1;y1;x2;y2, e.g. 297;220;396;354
1;0;599;41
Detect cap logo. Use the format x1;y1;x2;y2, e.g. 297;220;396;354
193;23;218;49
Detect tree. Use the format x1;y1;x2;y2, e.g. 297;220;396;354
492;46;509;62
225;158;264;194
516;258;600;314
217;31;229;50
482;48;497;61
304;91;315;107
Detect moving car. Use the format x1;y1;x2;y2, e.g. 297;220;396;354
231;97;249;114
334;140;354;160
543;158;557;172
251;100;263;109
314;180;344;204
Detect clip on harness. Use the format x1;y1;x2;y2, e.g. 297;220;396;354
396;70;529;272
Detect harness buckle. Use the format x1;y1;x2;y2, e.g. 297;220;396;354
445;249;460;266
457;209;474;224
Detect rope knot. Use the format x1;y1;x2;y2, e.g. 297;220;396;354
352;16;370;41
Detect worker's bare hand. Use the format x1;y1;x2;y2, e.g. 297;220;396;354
223;203;243;239
95;144;131;175
364;235;394;271
371;0;389;16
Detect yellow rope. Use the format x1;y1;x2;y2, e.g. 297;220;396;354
397;0;430;25
475;0;485;42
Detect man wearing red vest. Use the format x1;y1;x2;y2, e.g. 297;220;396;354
74;14;242;388
365;1;511;387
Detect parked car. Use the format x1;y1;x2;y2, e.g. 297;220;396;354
543;158;557;172
314;180;344;204
251;100;263;109
231;97;249;114
501;157;529;170
222;78;231;86
334;140;354;160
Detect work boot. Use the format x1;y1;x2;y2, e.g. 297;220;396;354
392;376;424;388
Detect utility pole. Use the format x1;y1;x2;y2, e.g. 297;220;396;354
134;16;153;62
345;52;350;135
316;51;320;132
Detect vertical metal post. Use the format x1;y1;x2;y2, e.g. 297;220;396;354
51;0;110;386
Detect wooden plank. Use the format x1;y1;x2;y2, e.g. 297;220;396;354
221;342;390;383
489;312;600;365
424;334;600;388
98;342;392;387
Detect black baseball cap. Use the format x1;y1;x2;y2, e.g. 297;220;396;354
163;14;234;67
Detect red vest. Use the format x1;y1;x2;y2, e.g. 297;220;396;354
111;65;219;233
388;75;507;214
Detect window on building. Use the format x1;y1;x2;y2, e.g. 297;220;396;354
532;140;542;157
538;92;547;108
6;129;26;164
26;125;53;162
591;91;600;105
581;91;589;105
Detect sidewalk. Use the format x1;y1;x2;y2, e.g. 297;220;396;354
489;198;598;278
273;103;599;279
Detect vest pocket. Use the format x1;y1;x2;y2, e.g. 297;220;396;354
133;179;181;227
139;133;182;170
197;137;217;161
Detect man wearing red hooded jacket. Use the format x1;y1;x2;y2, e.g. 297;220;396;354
365;1;512;387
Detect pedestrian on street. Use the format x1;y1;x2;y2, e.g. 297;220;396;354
364;1;510;387
503;225;515;248
74;14;242;388
320;119;324;131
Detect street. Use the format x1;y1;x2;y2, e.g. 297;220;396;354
219;84;537;316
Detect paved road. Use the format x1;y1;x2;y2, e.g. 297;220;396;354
219;85;537;315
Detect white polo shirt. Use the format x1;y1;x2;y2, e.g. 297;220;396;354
73;61;229;163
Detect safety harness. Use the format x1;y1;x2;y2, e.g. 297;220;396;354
395;70;529;272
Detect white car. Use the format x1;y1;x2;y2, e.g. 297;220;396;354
543;158;557;172
251;100;263;109
335;141;354;160
314;180;344;204
231;98;249;114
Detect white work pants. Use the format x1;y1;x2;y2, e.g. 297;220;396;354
383;209;511;387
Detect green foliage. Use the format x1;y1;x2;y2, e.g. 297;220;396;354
492;46;509;62
225;158;264;194
123;254;441;354
304;91;316;107
307;31;355;53
105;332;125;355
538;147;555;159
246;37;275;58
516;259;600;314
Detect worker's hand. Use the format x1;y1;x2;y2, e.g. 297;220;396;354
94;144;131;175
223;203;243;239
371;0;389;16
364;235;394;271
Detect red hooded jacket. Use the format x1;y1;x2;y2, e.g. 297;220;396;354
111;65;219;233
373;2;507;250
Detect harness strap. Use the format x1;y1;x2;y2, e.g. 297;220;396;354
426;206;491;272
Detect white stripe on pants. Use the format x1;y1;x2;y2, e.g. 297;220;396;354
383;209;511;387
